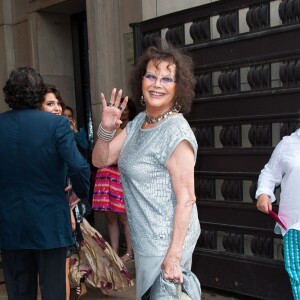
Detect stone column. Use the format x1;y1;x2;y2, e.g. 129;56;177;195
86;0;123;132
28;11;76;107
0;0;16;112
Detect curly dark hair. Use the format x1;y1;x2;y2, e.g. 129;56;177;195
41;84;65;111
3;66;45;109
129;47;196;114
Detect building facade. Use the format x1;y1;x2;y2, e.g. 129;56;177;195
0;0;215;131
1;1;298;299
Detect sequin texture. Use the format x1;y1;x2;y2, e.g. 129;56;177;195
118;112;201;256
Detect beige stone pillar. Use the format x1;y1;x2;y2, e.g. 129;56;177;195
86;0;123;132
0;0;16;112
28;11;76;107
0;0;31;112
86;0;124;235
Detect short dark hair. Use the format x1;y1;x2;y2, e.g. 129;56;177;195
122;97;137;121
64;106;74;116
41;84;65;110
129;47;196;114
3;66;45;109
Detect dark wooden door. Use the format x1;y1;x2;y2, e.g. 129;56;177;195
131;1;300;298
71;12;93;158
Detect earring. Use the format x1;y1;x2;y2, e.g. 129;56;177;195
173;102;181;112
140;96;146;106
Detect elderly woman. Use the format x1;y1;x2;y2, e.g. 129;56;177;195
92;46;201;299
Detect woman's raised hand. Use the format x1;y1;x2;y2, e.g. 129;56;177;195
100;88;128;131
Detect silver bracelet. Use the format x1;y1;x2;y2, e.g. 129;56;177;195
97;123;116;141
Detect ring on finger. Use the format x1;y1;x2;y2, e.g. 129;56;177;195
118;105;123;111
108;103;114;107
173;279;179;284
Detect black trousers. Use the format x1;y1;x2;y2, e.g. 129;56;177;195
1;247;66;300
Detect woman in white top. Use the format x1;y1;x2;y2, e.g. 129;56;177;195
256;128;300;299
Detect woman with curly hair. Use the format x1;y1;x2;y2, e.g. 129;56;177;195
92;47;201;299
37;85;134;299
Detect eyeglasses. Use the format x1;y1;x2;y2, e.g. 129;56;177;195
143;73;176;85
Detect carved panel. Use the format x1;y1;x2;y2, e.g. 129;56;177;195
279;0;300;24
249;180;258;202
280;59;300;86
218;69;239;93
248;124;271;147
246;3;270;31
251;235;273;259
130;0;299;298
222;232;244;254
142;31;161;50
194;126;214;147
190;17;211;43
165;25;184;47
199;229;217;250
221;179;242;201
195;177;215;200
280;121;298;138
216;10;238;37
219;125;241;147
247;64;271;89
195;73;211;96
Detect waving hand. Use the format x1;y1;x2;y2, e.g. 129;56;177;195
101;88;128;131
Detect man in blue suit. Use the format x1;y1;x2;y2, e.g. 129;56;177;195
0;67;91;300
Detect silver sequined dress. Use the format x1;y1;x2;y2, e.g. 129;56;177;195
118;112;201;256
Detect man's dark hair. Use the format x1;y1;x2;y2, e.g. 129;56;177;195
3;66;45;109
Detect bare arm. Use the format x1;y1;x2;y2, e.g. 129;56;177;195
92;88;128;167
92;129;127;167
70;209;76;231
162;140;196;284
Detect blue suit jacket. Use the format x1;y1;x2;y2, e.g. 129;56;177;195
0;109;90;250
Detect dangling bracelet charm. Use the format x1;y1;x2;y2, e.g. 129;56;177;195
97;123;116;141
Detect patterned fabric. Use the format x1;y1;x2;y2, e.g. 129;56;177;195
69;218;134;294
284;229;300;299
118;112;200;256
92;165;126;213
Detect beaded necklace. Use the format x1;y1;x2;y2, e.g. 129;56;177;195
145;108;176;125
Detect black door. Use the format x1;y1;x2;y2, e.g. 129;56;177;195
71;12;93;159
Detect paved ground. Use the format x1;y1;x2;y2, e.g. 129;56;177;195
0;258;256;300
0;280;254;300
0;255;258;300
68;261;254;300
70;285;252;300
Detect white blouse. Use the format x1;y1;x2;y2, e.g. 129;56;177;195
256;128;300;235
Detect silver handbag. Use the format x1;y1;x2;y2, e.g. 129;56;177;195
142;266;201;300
